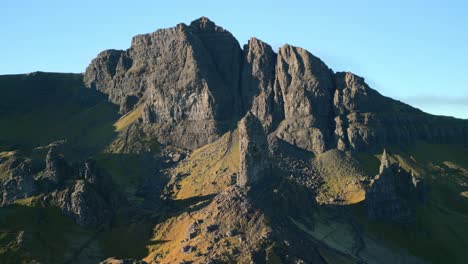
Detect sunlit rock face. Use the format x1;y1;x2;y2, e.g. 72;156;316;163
85;17;468;153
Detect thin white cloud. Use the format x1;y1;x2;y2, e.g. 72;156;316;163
398;95;468;106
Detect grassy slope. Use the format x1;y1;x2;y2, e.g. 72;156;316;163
1;73;467;263
0;203;94;264
170;130;239;200
314;150;367;204
0;73;123;262
0;72;119;157
353;142;468;264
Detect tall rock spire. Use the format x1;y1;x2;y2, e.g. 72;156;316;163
238;112;271;187
366;149;425;223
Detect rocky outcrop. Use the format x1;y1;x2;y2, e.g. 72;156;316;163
365;150;424;223
100;258;147;264
0;156;37;205
238;113;270;187
81;159;125;209
85;17;468;153
274;45;335;154
85;17;243;149
241;38;282;132
44;180;111;227
333;72;468;151
41;147;72;187
38;150;125;228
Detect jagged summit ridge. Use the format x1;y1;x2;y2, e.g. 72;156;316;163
84;17;468;153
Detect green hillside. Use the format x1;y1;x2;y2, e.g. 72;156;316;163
0;72;119;157
353;142;468;263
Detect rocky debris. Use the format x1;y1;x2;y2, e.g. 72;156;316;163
268;136;321;191
41;147;72;187
159;147;188;165
241;37;283;132
274;44;335;154
100;258;148;264
149;185;274;263
365;150;425;223
238;112;271;187
0;156;37;205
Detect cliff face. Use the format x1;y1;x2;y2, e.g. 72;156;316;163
84;17;468;153
85;17;242;149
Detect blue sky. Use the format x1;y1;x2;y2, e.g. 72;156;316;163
1;0;467;118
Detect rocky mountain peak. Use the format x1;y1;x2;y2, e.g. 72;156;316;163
84;17;468;153
189;16;221;32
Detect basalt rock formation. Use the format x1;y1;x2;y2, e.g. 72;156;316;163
0;155;37;205
85;17;468;154
41;147;72;188
42;156;125;228
365;150;425;223
238;112;270;187
85;17;243;149
0;148;124;228
240;38;282;132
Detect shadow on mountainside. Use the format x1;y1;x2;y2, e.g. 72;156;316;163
0;72;120;159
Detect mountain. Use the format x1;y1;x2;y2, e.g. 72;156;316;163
0;17;467;264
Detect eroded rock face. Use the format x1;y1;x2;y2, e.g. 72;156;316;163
85;17;468;153
85;17;242;149
45;180;111;228
100;258;148;264
365;150;424;223
241;38;282;132
81;159;126;209
42;147;72;186
274;45;335;154
37;150;125;228
238;112;270;187
0;156;37;205
333;72;468;151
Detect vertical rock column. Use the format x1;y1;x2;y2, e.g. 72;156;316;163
238;112;271;187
